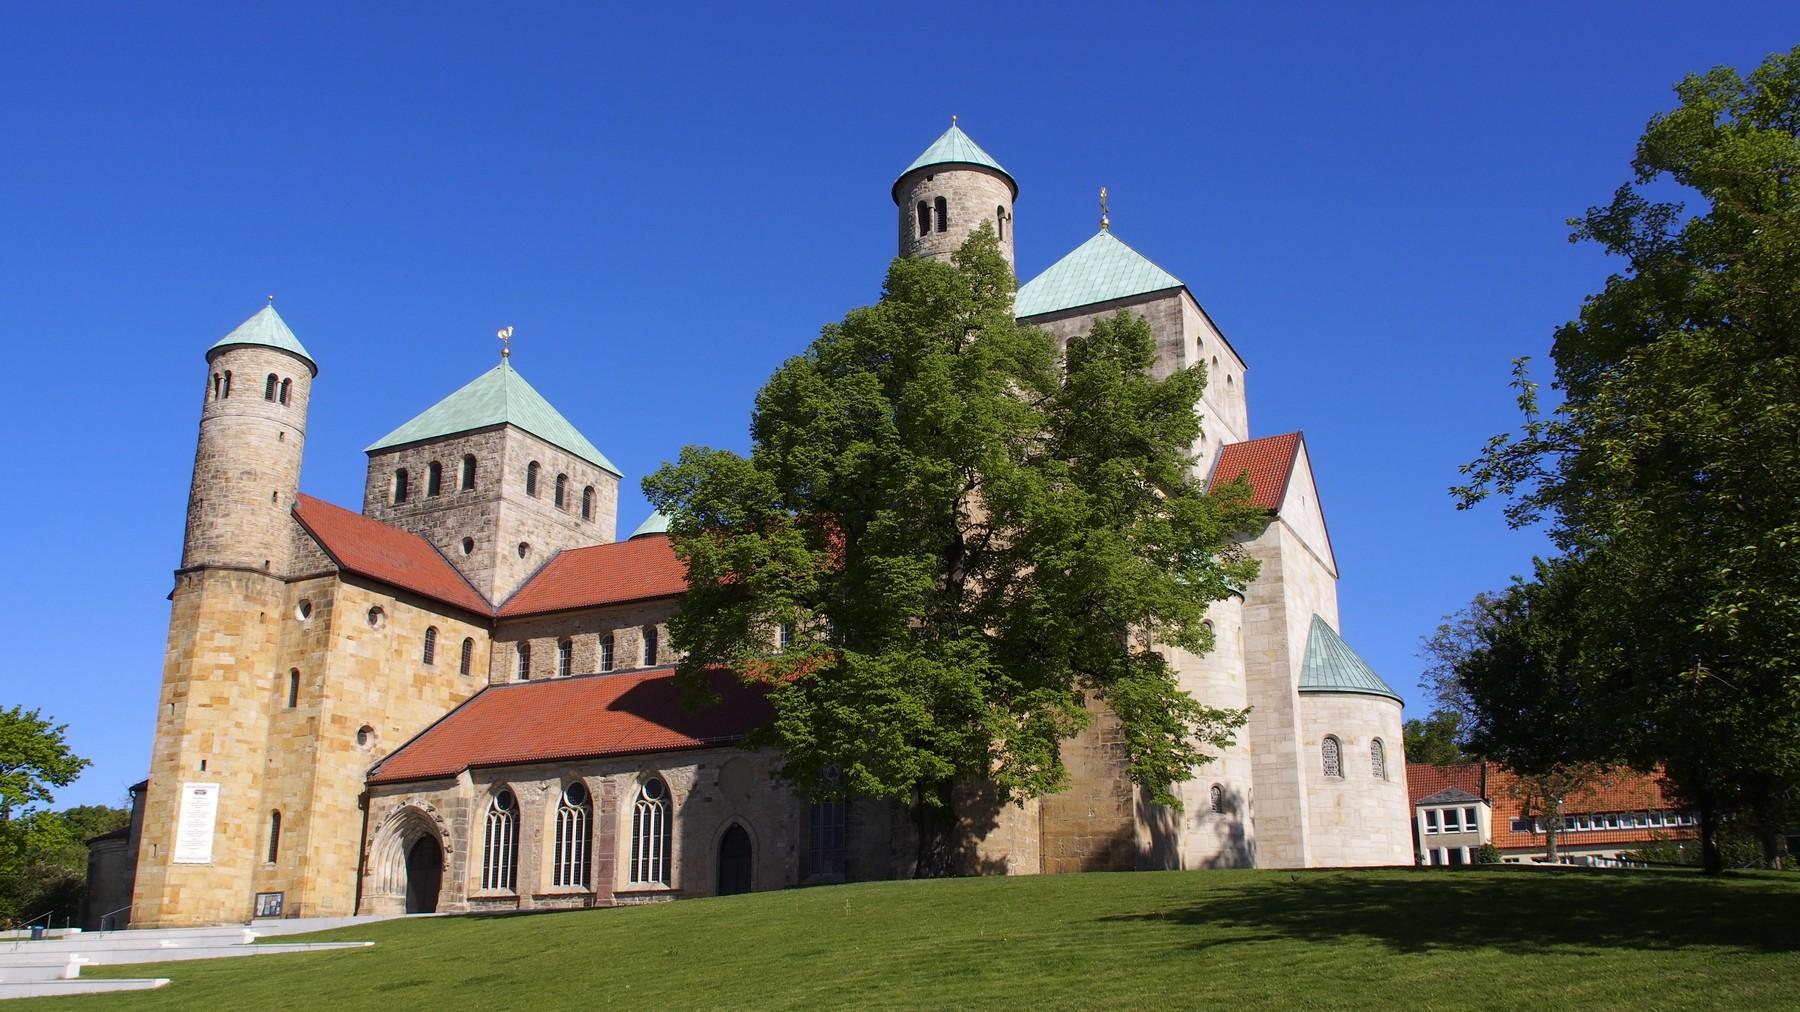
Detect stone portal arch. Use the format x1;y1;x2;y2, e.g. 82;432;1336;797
366;802;452;915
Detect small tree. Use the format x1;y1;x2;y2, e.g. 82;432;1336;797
0;707;87;824
1403;710;1471;766
645;225;1267;873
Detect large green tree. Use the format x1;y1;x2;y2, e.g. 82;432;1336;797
645;225;1267;873
1456;49;1800;871
0;706;97;925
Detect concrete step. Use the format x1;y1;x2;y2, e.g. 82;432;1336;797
248;913;402;936
0;977;170;1000
0;928;258;954
82;941;372;966
0;955;91;983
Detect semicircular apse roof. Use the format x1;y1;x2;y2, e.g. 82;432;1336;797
1298;614;1403;703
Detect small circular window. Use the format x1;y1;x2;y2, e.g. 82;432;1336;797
367;605;386;629
356;724;375;747
642;777;667;802
516;542;530;559
295;599;312;621
494;789;515;811
564;781;588;806
461;537;475;556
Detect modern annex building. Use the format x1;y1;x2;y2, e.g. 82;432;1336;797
127;124;1412;927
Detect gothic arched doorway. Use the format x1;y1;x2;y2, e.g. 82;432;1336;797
718;824;752;896
405;835;442;913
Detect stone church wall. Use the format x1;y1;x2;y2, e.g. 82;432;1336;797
1298;693;1412;866
491;598;679;683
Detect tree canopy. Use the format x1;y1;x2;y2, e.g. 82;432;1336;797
1455;48;1800;871
644;225;1267;871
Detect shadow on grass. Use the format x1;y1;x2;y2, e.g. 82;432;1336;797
1105;868;1800;955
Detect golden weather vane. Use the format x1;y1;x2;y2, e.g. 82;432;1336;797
1099;186;1110;231
497;325;514;360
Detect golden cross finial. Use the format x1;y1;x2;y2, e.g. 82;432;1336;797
497;325;514;360
1099;186;1110;231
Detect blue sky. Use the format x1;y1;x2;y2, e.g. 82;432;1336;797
4;3;1796;809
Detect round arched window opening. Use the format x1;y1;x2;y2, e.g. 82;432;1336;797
356;724;375;747
641;777;667;802
564;781;589;807
493;788;516;812
295;599;312;621
461;537;475;556
517;542;530;559
367;605;386;629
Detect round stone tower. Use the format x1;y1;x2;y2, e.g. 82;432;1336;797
182;302;317;575
893;120;1018;271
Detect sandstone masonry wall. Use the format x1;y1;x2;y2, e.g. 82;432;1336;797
896;165;1015;269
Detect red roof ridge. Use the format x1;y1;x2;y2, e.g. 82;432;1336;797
293;494;493;616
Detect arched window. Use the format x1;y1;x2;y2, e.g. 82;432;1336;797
459;637;474;676
211;373;223;400
266;810;281;863
264;373;279;400
916;200;930;237
393;468;410;505
1209;784;1224;814
460;454;477;490
426;461;442;497
600;633;614;672
221;371;232;398
516;642;530;680
581;486;594;521
630;778;670;884
422;626;438;665
1371;738;1387;780
287;669;300;708
526;461;540;497
996;205;1006;240
642;625;658;666
934;195;948;233
778;622;795;649
557;638;572;677
1322;736;1343;779
279;378;291;405
554;473;568;510
552;782;592;888
481;790;518;891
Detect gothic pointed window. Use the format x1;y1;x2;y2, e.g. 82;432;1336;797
555;474;568;510
526;461;540;497
642;625;658;667
460;637;473;676
461;454;477;490
557;638;572;677
423;626;437;665
934;196;948;233
393;468;409;505
1371;738;1387;780
279;378;291;405
426;461;442;497
553;782;592;888
917;200;930;237
265;374;279;400
481;790;518;891
1322;736;1343;779
516;642;530;680
581;486;594;521
630;778;670;885
600;633;614;672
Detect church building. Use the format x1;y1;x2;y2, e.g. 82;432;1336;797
128;123;1412;927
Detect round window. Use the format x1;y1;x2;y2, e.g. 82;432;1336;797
356;724;374;747
516;542;530;559
367;605;386;629
642;777;667;801
296;599;312;621
494;789;515;811
564;782;588;806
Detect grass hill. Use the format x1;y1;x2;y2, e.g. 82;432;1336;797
46;868;1800;1009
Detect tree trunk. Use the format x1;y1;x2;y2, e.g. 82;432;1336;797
1699;793;1724;875
912;782;961;878
1544;799;1561;864
1759;826;1783;871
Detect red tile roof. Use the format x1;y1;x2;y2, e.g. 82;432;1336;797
498;533;687;617
367;666;770;785
1408;761;1698;851
293;494;491;615
1407;761;1485;805
1208;432;1302;510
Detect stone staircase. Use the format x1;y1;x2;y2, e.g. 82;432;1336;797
0;916;397;1000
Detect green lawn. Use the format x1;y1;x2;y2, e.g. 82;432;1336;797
39;868;1800;1010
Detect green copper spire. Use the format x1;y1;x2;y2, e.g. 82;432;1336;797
1014;230;1185;319
893;120;1017;200
366;361;621;476
207;302;316;374
1297;615;1403;703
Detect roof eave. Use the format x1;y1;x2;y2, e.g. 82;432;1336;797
891;161;1019;203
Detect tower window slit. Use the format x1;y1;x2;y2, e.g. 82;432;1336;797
917;200;930;237
264;374;279;401
934;196;948;233
279;378;291;405
426;461;442;497
460;454;477;490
